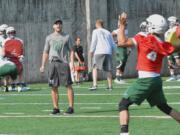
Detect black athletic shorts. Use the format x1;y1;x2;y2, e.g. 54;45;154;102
48;59;72;87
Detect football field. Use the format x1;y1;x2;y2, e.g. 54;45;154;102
0;78;179;135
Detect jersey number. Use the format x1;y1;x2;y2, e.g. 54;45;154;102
147;51;157;61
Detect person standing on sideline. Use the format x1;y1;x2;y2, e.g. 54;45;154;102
40;19;75;115
73;37;85;84
118;13;180;135
89;19;116;91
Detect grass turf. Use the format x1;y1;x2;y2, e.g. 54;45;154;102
0;78;179;135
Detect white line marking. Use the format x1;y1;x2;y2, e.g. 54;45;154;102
42;110;64;112
80;107;101;110
0;102;180;105
164;86;180;89
0;115;171;119
4;112;24;115
1;92;180;96
30;85;180;89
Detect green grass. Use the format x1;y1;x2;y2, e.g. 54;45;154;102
0;78;179;135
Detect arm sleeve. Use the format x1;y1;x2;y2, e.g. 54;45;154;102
144;35;175;56
155;42;175;56
90;30;97;53
147;35;175;56
132;34;142;46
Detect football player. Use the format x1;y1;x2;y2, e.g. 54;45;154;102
165;16;180;81
112;21;129;84
118;13;180;135
3;27;29;91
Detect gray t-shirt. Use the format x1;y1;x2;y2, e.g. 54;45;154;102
44;32;73;63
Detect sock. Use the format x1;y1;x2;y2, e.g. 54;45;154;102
121;125;128;133
170;71;175;77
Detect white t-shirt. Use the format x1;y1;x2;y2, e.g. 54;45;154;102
90;28;116;55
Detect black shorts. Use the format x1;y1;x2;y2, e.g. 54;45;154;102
48;61;72;87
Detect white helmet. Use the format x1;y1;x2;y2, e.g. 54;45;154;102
139;21;148;32
0;24;8;32
146;14;168;34
167;16;179;28
6;26;16;34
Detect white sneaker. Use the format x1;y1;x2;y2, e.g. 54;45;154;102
114;78;119;83
120;133;129;135
8;86;16;91
166;77;176;81
18;86;30;92
89;86;97;91
114;79;126;84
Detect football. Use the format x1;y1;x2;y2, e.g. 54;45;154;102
175;25;180;38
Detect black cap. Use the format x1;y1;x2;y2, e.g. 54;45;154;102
54;19;63;24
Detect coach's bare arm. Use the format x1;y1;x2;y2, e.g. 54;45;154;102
40;52;49;73
117;12;134;48
70;49;75;71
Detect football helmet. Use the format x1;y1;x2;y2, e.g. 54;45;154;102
146;14;168;34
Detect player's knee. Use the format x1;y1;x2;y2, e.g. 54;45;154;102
119;98;132;112
157;103;172;115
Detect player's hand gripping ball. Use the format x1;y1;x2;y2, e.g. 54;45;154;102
119;12;127;26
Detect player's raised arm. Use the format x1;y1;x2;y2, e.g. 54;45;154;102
117;12;134;47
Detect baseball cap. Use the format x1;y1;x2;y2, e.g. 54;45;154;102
54;19;63;24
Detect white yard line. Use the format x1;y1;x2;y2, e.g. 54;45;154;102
31;85;180;89
1;92;180;96
42;109;64;112
80;107;101;110
4;113;24;115
0;102;180;105
0;115;171;119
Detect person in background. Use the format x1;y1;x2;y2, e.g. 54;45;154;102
40;19;75;115
73;37;85;85
3;26;29;92
89;19;116;91
112;21;129;84
165;16;180;81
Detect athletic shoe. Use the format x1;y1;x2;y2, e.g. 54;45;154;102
106;86;113;91
114;78;119;83
114;79;126;84
51;108;60;115
3;86;9;92
89;86;97;91
64;107;74;114
166;77;176;82
8;86;16;91
120;133;129;135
